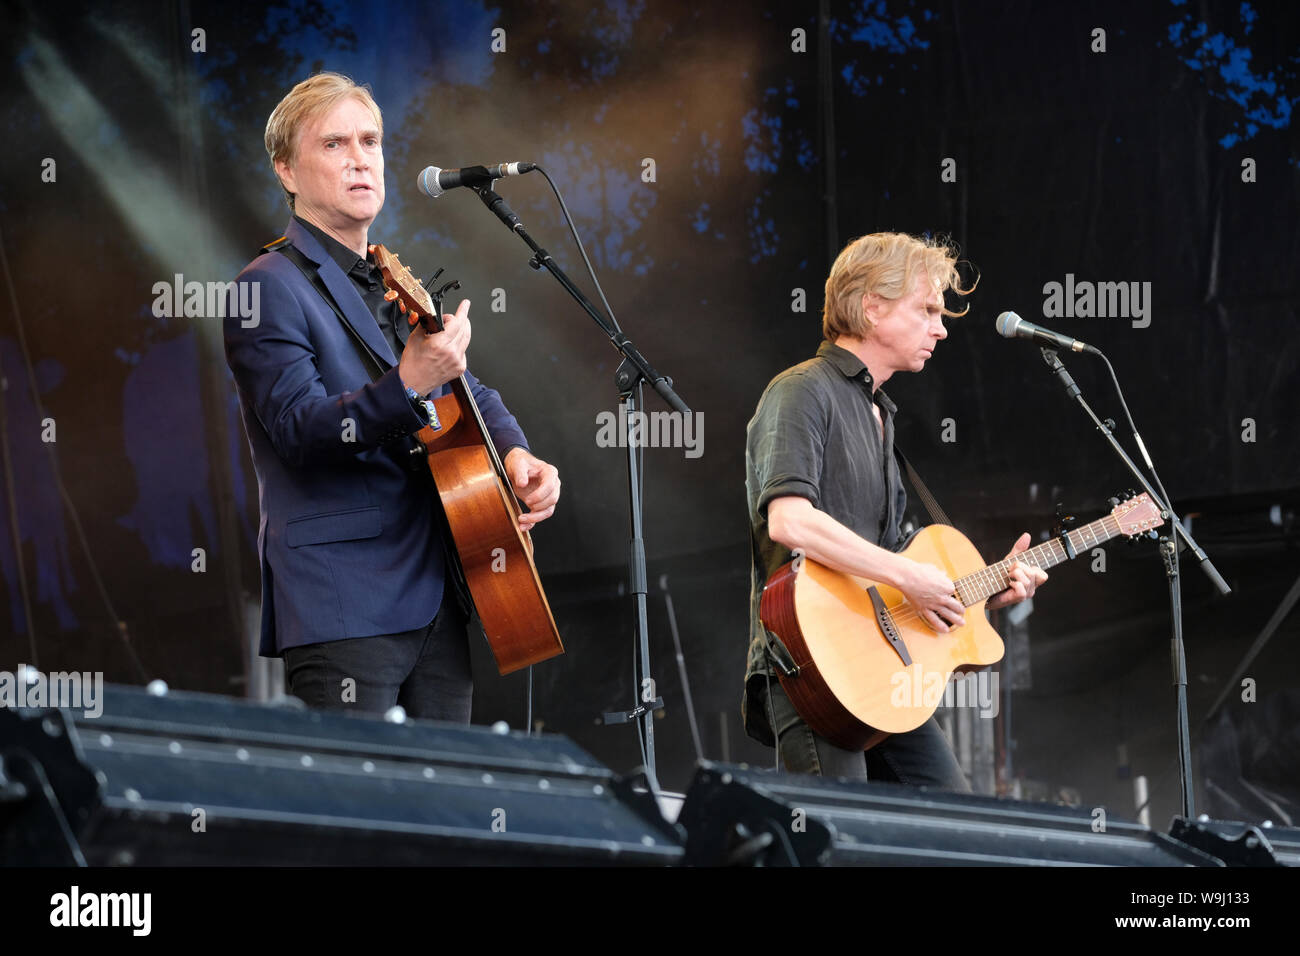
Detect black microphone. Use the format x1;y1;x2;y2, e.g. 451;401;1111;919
995;311;1100;355
416;163;536;199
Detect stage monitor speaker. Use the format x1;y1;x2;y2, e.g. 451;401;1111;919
677;762;1221;866
1169;817;1297;866
0;682;683;866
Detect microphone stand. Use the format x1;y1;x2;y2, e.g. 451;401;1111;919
471;184;690;796
1039;348;1230;820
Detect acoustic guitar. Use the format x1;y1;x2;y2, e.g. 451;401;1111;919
371;244;564;674
760;493;1164;750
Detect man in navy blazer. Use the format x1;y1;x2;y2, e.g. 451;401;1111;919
224;72;560;722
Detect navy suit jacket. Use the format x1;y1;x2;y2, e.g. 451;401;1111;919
224;218;529;656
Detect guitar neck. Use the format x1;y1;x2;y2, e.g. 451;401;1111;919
954;514;1124;606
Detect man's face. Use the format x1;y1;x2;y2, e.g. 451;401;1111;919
864;271;948;374
276;96;384;233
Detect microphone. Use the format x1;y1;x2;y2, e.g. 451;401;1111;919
995;311;1100;355
416;163;536;199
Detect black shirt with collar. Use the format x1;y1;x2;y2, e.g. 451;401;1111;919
742;339;910;745
293;215;407;360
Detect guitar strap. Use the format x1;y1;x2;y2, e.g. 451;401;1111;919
893;445;953;528
260;236;389;382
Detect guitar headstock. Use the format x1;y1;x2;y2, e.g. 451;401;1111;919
370;243;444;333
1111;492;1165;538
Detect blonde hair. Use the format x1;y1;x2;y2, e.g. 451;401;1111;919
822;232;976;341
264;72;383;211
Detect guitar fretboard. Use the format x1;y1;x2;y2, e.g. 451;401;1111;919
954;515;1123;607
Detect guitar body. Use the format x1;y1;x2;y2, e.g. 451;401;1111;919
419;378;564;674
760;524;1004;751
369;243;564;676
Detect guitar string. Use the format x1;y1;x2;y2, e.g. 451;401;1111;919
881;541;1063;626
866;512;1153;628
383;249;527;530
884;543;1065;627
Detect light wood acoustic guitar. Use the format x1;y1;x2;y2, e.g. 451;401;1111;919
760;493;1164;750
371;244;564;674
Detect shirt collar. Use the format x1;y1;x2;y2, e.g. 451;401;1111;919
816;340;897;414
292;215;373;281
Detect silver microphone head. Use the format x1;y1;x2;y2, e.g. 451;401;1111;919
417;166;446;199
995;311;1024;338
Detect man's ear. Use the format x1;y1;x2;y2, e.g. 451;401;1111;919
861;291;880;323
274;157;296;196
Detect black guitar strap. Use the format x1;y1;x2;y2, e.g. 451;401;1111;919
260;236;388;382
893;445;953;527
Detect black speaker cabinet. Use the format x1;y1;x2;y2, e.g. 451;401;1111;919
678;762;1222;866
0;683;683;866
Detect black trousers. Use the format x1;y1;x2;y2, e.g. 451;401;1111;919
282;600;473;722
754;676;971;792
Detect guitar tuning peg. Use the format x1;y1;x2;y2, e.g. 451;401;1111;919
383;289;398;301
1108;496;1120;510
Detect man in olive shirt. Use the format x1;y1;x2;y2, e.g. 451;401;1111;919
743;232;1047;789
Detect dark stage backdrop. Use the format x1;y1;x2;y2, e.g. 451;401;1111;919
2;0;1298;828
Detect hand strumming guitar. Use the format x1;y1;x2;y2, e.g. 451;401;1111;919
894;558;966;633
504;447;561;532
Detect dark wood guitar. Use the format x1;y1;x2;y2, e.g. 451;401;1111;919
371;244;564;674
760;493;1164;750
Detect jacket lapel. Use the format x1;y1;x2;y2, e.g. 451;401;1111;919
284;219;398;369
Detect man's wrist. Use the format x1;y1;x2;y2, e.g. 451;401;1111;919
878;549;914;591
403;383;437;427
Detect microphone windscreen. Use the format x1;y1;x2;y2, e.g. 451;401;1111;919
994;311;1023;338
416;166;443;199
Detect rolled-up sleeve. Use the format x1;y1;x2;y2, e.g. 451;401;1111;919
747;372;827;517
